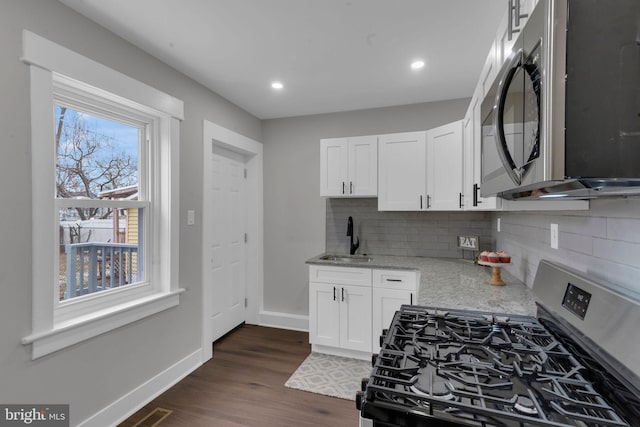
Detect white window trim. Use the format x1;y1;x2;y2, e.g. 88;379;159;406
21;30;184;359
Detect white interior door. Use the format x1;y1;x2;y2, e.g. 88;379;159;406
205;143;247;343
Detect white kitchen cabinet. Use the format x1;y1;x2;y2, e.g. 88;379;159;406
463;86;502;211
320;135;377;197
496;0;538;67
308;265;372;359
479;40;500;97
320;138;347;196
427;121;464;210
309;282;340;347
372;269;418;353
378;131;427;211
496;12;516;69
309;282;372;353
339;284;372;352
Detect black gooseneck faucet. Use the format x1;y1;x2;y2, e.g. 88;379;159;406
347;216;360;255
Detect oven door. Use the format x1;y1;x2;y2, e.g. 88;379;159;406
481;39;542;197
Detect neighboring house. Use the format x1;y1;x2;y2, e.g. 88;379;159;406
98;184;139;245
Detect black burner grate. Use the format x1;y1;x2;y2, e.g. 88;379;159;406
363;306;630;427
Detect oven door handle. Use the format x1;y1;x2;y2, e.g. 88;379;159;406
493;49;524;186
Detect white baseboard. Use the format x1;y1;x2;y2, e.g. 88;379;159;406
258;310;309;332
77;348;202;427
311;344;372;361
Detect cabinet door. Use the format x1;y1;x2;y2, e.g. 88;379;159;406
309;282;340;347
469;87;501;210
348;135;378;196
463;103;474;210
320;138;348;196
427;121;463;210
378;131;426;211
496;0;537;68
339;284;372;353
372;288;413;353
496;12;516;70
479;39;500;97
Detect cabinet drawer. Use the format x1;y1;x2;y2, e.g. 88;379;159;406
373;269;418;290
309;265;372;286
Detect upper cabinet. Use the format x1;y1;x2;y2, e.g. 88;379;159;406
497;0;538;66
378;131;426;211
320;135;377;197
427;121;464;211
463;85;501;211
378;125;464;212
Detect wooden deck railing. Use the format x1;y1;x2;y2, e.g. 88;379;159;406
64;242;139;299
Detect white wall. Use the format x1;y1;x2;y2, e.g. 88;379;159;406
261;99;469;318
0;1;261;425
494;198;640;302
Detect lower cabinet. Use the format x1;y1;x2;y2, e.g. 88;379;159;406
309;264;418;359
372;269;418;353
309;282;372;353
372;288;414;353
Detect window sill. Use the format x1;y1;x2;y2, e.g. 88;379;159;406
22;288;185;359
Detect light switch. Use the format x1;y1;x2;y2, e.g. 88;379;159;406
187;210;195;226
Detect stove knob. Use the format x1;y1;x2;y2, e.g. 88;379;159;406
355;391;365;410
379;328;388;347
361;377;369;391
371;354;378;367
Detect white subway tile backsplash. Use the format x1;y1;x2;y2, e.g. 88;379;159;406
326;198;493;258
606;218;640;243
560;216;607;238
593;237;640;266
495;198;640;300
560;232;594;256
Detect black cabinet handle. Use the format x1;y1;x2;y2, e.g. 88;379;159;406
385;278;402;282
427;195;431;209
333;286;336;301
508;0;528;41
420;195;423;209
459;192;464;208
342;182;345;194
350;181;353;194
410;293;413;305
341;287;345;302
473;183;483;206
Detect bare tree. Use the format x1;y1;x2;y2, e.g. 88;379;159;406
55;108;137;220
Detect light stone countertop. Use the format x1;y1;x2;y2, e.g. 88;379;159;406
306;254;537;316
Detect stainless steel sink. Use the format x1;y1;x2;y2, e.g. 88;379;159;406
319;254;373;263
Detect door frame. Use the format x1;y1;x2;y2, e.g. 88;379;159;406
201;120;263;362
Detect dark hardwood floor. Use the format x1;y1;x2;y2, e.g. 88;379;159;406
119;325;360;427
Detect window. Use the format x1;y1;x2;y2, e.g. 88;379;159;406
55;104;143;303
22;31;184;358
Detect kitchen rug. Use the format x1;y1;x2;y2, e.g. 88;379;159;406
284;352;372;400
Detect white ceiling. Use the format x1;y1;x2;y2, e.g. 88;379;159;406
60;0;505;120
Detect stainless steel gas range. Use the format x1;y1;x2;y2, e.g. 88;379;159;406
357;260;640;426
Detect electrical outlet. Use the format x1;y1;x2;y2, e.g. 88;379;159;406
497;218;501;232
187;210;195;226
550;223;559;249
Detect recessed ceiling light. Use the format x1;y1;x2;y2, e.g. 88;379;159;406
411;60;425;70
271;81;284;89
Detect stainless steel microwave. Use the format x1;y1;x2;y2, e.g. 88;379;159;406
481;0;640;200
